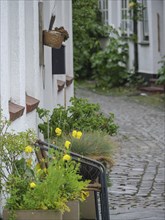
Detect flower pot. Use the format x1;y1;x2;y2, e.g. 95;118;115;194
43;30;64;49
3;209;62;220
80;191;96;220
63;201;80;220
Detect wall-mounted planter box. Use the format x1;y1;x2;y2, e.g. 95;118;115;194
57;80;65;92
43;30;64;49
66;75;74;87
9;101;25;122
26;95;40;113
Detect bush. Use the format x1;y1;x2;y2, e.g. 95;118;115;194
37;97;118;139
156;56;165;85
73;0;110;79
91;27;129;88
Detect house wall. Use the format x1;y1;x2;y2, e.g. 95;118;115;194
0;0;73;215
0;0;74;133
108;0;165;76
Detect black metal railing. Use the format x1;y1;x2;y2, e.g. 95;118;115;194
35;140;110;220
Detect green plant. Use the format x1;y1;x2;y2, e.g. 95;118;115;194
0;112;89;219
91;27;129;88
53;131;116;168
156;56;165;85
37;97;118;139
73;0;110;79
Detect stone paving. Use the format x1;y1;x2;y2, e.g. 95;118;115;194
76;88;165;220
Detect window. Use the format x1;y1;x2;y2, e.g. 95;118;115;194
98;0;109;25
121;0;134;36
142;0;149;41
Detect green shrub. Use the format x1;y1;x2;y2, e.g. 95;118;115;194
37;97;118;139
73;0;110;79
91;27;129;88
53;131;116;166
156;56;165;85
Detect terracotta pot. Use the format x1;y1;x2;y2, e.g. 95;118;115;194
3;209;62;220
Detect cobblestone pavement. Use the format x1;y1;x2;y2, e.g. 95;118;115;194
76;88;165;220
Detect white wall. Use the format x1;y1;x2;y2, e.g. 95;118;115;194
0;0;74;133
0;0;74;214
108;0;165;75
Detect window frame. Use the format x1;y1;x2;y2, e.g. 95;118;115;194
141;0;149;41
98;0;109;25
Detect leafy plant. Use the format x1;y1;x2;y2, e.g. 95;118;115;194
91;27;129;88
37;97;118;139
156;56;165;85
73;0;110;79
53;131;116;168
0;111;89;219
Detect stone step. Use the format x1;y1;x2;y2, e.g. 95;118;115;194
139;86;165;93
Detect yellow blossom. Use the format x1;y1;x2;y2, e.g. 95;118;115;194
63;154;71;161
35;163;41;170
76;131;82;139
30;182;36;189
72;130;77;138
26;158;32;167
24;145;33;153
55;127;62;136
37;168;41;173
64;140;71;149
81;191;89;201
72;130;82;139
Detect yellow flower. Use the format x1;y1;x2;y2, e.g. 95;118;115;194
55;127;62;136
72;130;82;139
81;191;89;201
64;140;71;149
63;154;71;161
72;130;77;138
129;2;136;8
26;158;32;167
24;145;33;153
37;168;41;173
30;182;36;189
76;131;82;139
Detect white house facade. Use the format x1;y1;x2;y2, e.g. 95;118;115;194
100;0;165;77
0;0;74;214
0;0;74;134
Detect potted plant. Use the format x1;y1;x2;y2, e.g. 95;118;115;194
0;112;89;220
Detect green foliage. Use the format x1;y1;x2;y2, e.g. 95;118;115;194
53;131;116;166
0;111;89;218
73;0;110;79
37;97;118;139
128;0;145;22
17;150;89;211
91;27;129;88
156;56;165;85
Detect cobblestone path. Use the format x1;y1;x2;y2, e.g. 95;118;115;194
76;88;165;220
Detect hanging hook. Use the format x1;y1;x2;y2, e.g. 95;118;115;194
49;0;56;30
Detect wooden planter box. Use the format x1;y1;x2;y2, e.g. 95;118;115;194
3;209;62;220
63;201;80;220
